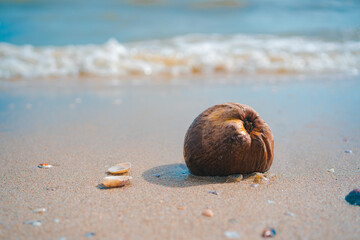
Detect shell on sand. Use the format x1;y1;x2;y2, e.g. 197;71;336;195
32;208;46;213
103;176;132;188
107;162;131;174
38;163;53;169
202;208;213;217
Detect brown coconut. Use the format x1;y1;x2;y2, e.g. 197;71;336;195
184;103;274;176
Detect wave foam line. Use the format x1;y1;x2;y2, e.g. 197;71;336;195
1;34;360;79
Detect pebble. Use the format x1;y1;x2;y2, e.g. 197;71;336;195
344;150;352;153
209;190;218;195
262;228;276;238
327;168;335;173
177;206;186;210
284;211;295;217
345;188;360;206
267;200;275;204
32;208;46;213
154;174;161;178
84;232;95;237
251;184;259;188
202;208;213;217
224;231;240;239
38;163;53;169
24;220;41;226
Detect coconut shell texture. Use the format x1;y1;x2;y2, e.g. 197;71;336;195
184;103;274;176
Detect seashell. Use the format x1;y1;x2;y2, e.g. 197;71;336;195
32;208;46;213
84;232;95;237
209;190;218;195
202;208;213;217
284;211;295;217
226;174;243;183
224;231;240;239
262;227;276;238
38;163;53;169
103;176;132;188
24;220;41;226
107;162;131;174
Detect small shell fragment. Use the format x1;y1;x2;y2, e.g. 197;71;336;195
202;208;213;217
262;228;276;238
32;208;46;213
107;162;131;174
251;184;259;188
254;173;269;183
38;163;53;169
224;231;240;239
284;211;295;217
84;232;95;237
344;150;352;153
327;168;335;173
209;190;218;195
267;200;275;204
24;220;41;226
177;206;186;210
103;176;132;188
226;174;243;182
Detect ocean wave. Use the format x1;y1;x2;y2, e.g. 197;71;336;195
0;34;359;79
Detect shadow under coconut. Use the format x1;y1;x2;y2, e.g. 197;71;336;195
142;163;233;188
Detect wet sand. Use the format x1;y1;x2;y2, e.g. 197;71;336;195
0;78;359;239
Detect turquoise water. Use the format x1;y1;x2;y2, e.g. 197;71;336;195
1;0;359;45
0;0;359;80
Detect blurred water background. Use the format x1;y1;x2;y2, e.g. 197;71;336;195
0;0;359;80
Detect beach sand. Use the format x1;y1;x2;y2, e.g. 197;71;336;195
0;78;359;239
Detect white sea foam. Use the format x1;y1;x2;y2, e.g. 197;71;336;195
0;34;359;79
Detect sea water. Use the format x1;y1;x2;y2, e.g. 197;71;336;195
0;0;359;80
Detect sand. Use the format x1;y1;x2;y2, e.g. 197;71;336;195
0;77;359;239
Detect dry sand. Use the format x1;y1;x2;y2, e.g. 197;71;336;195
0;78;359;239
